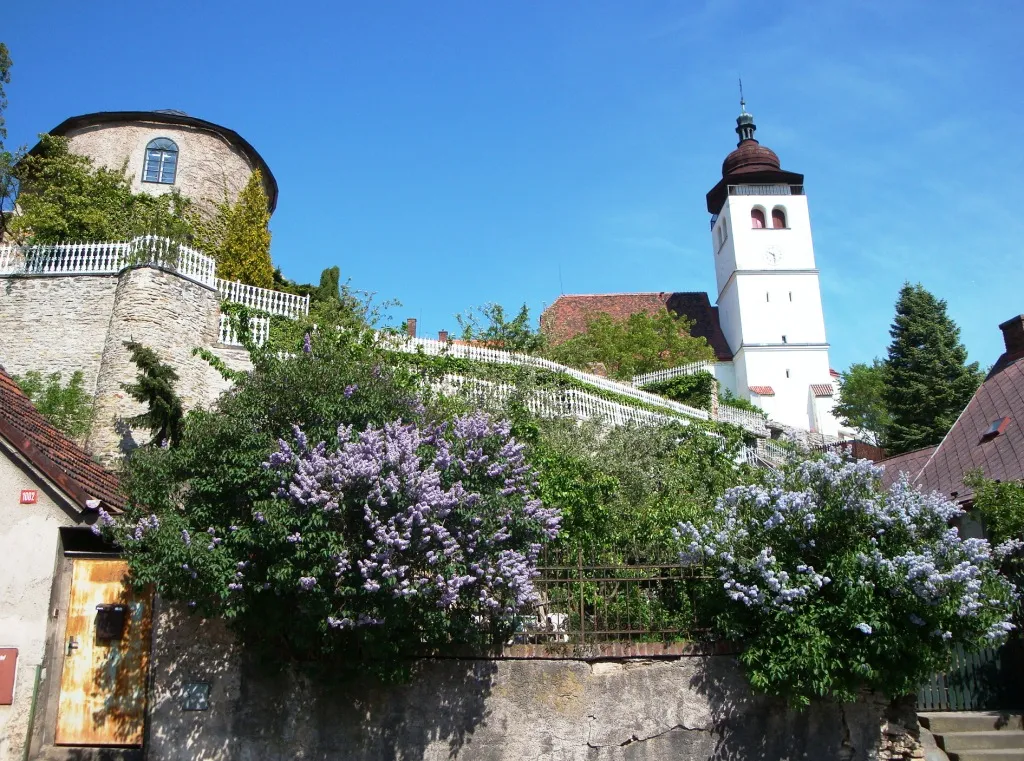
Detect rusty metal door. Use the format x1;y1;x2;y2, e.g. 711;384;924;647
54;558;152;746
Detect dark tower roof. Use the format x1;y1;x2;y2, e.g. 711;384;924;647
705;103;803;214
34;110;279;213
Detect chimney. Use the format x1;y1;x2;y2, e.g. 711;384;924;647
438;330;449;343
999;315;1024;358
406;318;417;338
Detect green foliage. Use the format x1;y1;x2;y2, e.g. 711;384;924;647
643;372;717;410
546;308;715;381
679;456;1017;706
0;41;20;241
122;341;184;447
9;134;194;244
883;283;983;454
456;302;545;354
12;370;93;440
521;416;752;557
965;470;1024;579
833;359;891;447
193;170;273;288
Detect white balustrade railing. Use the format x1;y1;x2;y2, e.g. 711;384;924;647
215;279;309;318
757;438;791;466
632;361;714;387
1;235;307;318
218;315;271;347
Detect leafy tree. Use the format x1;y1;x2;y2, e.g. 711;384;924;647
833;359;891;446
99;326;557;674
13;370;93;440
964;470;1024;580
122;341;184;447
643;371;716;410
8;134;194;244
545;308;714;381
678;455;1016;706
193;170;273;288
456;302;545;354
883;284;982;454
0;41;22;241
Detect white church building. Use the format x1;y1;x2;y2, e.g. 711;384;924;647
542;103;845;437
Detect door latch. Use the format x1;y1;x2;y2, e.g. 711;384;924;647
66;636;79;655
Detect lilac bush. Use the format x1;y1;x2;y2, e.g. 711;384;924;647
676;453;1016;705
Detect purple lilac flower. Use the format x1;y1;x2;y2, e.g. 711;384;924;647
855;623;873;635
181;529;191;546
344;384;358;398
298;576;317;591
302;333;312;354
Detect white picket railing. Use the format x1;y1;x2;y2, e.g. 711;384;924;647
632;361;714;387
218;315;271;347
216;279;309;318
0;236;308;317
389;335;713;421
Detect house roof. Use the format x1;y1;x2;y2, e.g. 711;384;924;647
877;445;937;490
810;384;834;397
36;110;278;213
540;291;733;361
0;368;124;512
749;386;775;396
914;355;1024;503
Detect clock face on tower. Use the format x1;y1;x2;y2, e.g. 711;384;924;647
764;246;784;267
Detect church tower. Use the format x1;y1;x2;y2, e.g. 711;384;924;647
706;101;841;436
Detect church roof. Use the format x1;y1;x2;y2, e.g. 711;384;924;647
540;291;733;361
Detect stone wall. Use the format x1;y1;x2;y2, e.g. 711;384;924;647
146;605;888;761
0;268;253;465
0;274;119;402
66;121;264;217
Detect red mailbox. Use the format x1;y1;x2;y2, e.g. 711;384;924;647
0;648;17;705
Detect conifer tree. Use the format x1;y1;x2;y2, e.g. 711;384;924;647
882;283;982;454
122;341;184;447
195;170;273;288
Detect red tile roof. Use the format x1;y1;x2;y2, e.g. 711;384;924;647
540;292;733;361
914;355;1024;503
748;386;775;396
830;368;841;378
0;368;124;512
810;384;834;397
877;445;937;490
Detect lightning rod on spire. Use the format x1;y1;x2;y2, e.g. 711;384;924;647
739;78;746;112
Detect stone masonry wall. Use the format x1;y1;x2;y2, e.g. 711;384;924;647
146;604;888;761
0;274;118;403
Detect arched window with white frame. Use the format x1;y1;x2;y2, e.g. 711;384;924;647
771;206;787;229
143;138;178;184
751;207;766;229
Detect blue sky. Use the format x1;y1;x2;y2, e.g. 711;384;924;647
4;1;1023;371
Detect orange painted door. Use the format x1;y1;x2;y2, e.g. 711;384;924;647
54;558;152;746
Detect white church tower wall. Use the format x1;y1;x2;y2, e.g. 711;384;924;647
705;102;843;437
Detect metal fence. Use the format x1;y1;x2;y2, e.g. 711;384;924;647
513;550;716;646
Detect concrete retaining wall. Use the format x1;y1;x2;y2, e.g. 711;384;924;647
146;604;886;761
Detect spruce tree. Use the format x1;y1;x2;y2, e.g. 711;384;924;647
122;341;184;447
882;283;982;454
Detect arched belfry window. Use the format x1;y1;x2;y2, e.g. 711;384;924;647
143;138;178;184
751;207;766;229
772;207;787;229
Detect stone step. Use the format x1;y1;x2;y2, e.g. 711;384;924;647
943;732;1024;752
920;712;1024;734
947;751;1024;761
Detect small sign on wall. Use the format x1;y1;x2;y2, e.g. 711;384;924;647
0;648;17;705
20;489;38;505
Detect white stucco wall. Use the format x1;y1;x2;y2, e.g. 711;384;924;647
0;453;75;761
735;346;834;432
65;121;264;216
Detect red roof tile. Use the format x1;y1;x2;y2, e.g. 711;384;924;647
914;356;1024;503
749;386;775;396
810;384;834;397
540;292;733;361
877;446;937;490
0;368;124;512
